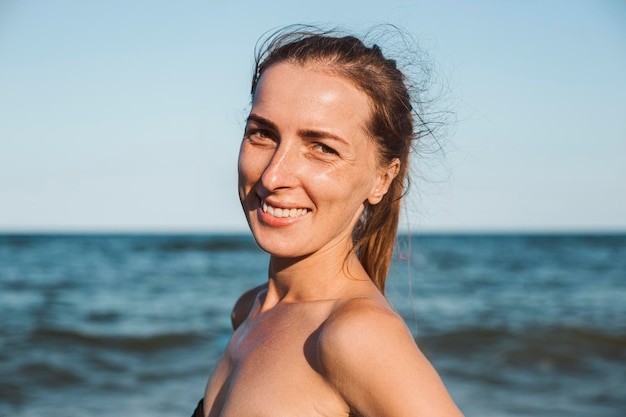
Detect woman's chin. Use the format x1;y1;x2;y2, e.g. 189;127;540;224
252;234;307;259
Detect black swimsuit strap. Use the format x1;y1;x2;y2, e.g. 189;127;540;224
191;398;204;417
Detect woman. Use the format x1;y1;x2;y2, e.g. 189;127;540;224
194;27;463;417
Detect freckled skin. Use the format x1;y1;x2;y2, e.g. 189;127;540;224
202;63;464;417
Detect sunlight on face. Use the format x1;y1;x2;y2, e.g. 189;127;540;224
238;62;386;259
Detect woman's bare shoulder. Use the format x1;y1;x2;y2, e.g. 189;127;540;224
317;297;463;417
230;283;267;330
318;296;410;364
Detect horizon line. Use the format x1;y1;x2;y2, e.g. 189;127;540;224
1;228;625;237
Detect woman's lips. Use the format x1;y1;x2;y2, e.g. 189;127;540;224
261;199;310;219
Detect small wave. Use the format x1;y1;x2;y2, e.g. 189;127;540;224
0;381;25;405
0;235;36;248
29;327;206;353
86;311;121;323
19;361;85;385
419;324;626;373
133;235;259;253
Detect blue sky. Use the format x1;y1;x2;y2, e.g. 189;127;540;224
1;0;624;233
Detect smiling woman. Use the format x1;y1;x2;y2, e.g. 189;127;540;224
194;26;463;417
239;62;391;260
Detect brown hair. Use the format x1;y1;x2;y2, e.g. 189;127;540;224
251;26;426;293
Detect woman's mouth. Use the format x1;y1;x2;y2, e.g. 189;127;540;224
261;199;310;218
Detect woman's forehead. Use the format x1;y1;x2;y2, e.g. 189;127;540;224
252;62;372;120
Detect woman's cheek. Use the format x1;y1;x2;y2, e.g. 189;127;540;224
238;148;257;187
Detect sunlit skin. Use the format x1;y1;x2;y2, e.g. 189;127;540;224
202;62;464;417
238;64;392;266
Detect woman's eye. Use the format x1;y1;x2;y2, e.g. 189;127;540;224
247;129;274;142
253;130;269;138
314;143;338;155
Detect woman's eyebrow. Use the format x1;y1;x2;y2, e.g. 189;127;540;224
247;113;349;145
298;129;349;145
246;113;277;130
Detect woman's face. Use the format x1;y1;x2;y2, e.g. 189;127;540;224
238;62;394;259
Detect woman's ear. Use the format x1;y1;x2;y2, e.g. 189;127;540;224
368;158;400;205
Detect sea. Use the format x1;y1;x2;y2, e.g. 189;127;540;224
0;233;624;416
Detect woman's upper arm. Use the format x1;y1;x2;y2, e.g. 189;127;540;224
230;283;267;330
317;300;463;417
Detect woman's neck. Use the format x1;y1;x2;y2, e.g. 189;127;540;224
263;243;369;308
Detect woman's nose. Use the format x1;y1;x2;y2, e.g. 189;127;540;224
260;143;299;191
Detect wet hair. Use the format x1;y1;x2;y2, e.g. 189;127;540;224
251;25;430;292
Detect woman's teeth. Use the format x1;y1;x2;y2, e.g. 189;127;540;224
262;200;308;218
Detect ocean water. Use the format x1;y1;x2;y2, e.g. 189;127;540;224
0;233;624;416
